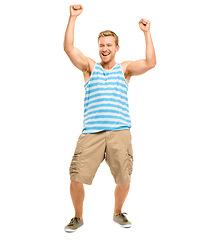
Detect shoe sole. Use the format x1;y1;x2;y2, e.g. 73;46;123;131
64;229;76;233
64;224;83;233
113;220;132;228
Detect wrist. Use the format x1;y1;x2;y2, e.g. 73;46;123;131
143;30;151;35
69;15;77;20
144;31;151;39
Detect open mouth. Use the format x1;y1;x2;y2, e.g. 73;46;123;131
102;52;110;57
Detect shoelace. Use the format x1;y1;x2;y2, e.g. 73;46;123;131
117;212;128;222
69;217;80;226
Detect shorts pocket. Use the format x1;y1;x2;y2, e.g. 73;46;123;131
69;146;83;175
127;147;133;175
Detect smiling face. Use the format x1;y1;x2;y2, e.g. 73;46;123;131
98;36;120;64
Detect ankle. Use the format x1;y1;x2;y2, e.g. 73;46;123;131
75;214;83;219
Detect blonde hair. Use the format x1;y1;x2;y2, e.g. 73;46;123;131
98;30;119;46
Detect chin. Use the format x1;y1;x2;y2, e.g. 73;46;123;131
102;57;112;63
102;59;110;63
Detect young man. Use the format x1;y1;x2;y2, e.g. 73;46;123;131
63;5;156;232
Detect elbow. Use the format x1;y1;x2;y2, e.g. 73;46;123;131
64;46;71;53
63;44;68;52
63;44;74;53
152;60;157;68
148;60;156;70
148;62;156;70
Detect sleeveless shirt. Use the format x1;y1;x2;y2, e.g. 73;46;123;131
82;63;131;134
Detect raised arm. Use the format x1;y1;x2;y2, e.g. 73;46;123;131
64;5;93;73
123;19;156;80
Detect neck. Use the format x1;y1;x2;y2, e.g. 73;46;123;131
100;61;117;70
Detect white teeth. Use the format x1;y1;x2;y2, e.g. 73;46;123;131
102;53;110;56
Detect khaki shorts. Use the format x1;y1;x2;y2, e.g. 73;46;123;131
69;129;133;185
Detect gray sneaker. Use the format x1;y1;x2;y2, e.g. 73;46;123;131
113;212;132;228
64;217;83;232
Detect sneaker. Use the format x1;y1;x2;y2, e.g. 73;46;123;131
64;217;83;232
113;212;132;228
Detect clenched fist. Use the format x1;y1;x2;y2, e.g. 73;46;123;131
70;5;83;17
139;19;151;33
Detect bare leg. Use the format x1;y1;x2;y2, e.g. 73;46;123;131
70;180;85;219
114;184;130;215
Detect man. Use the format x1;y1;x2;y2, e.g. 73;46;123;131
63;5;156;232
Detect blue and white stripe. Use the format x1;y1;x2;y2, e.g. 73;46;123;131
82;63;131;134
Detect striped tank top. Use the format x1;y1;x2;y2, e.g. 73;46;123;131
82;62;131;134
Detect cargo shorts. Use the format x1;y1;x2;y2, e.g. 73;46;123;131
69;129;133;185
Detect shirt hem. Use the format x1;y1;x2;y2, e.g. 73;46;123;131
82;126;131;134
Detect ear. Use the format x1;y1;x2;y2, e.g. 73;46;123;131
116;45;120;52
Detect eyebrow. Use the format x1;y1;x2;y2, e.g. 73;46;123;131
99;42;113;46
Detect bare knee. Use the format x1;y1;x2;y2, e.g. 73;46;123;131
70;180;84;189
117;184;130;191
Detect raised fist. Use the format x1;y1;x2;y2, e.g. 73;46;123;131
70;5;83;17
139;19;151;33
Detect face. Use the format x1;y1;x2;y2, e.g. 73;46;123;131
98;36;119;63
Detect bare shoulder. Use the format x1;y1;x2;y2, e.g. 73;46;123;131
121;61;133;73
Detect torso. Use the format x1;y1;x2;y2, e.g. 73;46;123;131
82;62;131;134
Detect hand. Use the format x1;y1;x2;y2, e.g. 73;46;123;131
139;19;151;33
70;5;83;17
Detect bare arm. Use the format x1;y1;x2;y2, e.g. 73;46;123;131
64;5;91;73
124;19;156;78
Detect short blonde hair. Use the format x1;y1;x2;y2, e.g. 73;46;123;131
98;30;119;46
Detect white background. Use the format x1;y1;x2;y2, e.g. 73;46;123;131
0;0;217;239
